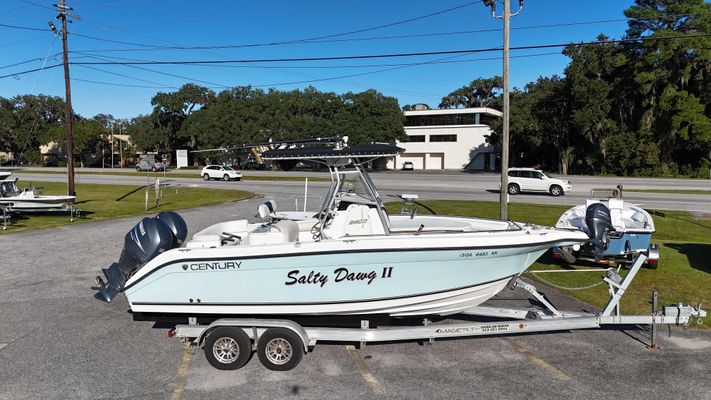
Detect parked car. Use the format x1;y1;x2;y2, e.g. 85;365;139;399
402;161;414;171
201;165;242;181
136;158;166;172
506;167;572;196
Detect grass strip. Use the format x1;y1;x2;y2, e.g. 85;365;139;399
385;199;711;324
2;181;253;234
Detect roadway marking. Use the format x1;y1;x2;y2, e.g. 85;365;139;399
171;342;195;400
346;345;384;395
504;338;570;381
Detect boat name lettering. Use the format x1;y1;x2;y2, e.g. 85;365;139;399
181;261;241;271
285;267;394;287
285;270;329;287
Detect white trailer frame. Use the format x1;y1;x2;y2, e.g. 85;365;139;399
172;255;706;369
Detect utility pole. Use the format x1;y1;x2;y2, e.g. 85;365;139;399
482;0;523;221
55;0;77;196
111;122;114;168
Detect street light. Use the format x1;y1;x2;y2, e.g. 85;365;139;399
482;0;523;221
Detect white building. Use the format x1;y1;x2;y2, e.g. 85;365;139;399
389;107;502;171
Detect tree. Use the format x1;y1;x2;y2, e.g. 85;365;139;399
0;95;65;164
624;0;711;172
439;77;502;109
151;83;215;151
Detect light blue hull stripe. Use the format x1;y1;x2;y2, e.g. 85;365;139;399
127;246;547;305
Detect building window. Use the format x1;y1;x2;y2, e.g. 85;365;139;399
429;134;457;142
404;113;477;127
405;135;425;142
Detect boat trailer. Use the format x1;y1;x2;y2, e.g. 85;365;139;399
170;254;706;371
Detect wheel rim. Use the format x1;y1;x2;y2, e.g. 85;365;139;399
552;187;561;195
509;186;517;194
265;338;292;365
212;337;240;364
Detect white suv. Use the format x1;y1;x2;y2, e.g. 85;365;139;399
506;168;571;196
201;165;242;181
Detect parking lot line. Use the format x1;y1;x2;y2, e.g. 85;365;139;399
346;345;384;395
504;338;570;381
171;342;195;400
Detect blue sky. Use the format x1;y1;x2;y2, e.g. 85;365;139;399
0;0;636;119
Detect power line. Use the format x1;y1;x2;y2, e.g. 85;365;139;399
19;0;55;11
0;64;63;79
72;50;561;70
74;64;174;88
64;33;711;66
57;11;711;53
72;77;172;89
69;18;633;53
73;52;232;88
4;33;710;81
0;22;50;32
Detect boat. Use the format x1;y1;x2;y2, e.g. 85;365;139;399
93;140;607;321
0;173;76;210
552;186;658;268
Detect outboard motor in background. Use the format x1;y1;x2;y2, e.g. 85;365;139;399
584;203;615;262
93;216;176;303
156;211;187;247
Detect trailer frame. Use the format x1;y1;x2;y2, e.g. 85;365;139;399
170;254;706;371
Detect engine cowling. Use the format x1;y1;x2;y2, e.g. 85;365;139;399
584;203;615;261
156;211;187;247
94;216;176;303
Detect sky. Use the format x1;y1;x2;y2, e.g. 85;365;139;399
0;0;637;119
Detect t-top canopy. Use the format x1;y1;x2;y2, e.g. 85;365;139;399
262;144;404;160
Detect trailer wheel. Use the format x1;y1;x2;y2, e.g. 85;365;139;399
256;328;304;371
204;327;252;370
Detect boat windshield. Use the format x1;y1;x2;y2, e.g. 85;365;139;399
336;173;376;205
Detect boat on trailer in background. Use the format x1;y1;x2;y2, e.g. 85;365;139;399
552;186;659;268
0;171;78;229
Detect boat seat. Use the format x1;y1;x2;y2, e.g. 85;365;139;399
273;220;299;242
247;220;300;245
257;199;278;219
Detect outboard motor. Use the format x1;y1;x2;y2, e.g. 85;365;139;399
584;203;615;262
156;211;187;247
94;216;175;303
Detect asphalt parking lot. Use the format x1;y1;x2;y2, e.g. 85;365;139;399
1;197;710;400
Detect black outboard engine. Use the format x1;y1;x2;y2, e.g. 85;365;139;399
584;203;615;262
94;216;176;303
156;211;187;247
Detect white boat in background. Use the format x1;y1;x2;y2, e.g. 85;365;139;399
553;186;658;267
0;173;76;210
94;138;603;321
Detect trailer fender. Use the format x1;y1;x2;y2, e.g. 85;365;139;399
196;318;311;352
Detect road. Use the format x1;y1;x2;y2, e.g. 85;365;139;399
9;167;711;213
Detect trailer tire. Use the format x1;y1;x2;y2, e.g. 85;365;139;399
256;328;304;371
204;327;252;370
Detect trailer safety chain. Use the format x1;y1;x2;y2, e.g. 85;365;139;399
527;270;610;291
